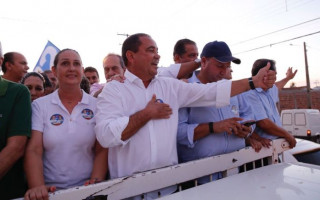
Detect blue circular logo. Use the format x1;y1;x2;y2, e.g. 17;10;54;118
155;99;164;103
81;109;94;120
50;114;64;126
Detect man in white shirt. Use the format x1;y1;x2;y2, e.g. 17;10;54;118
95;33;275;199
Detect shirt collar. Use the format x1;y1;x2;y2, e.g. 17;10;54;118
125;70;139;83
255;88;264;93
0;76;9;96
125;70;156;88
51;89;90;105
188;71;201;84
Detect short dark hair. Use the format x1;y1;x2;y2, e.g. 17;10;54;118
21;72;46;88
173;39;196;57
80;76;90;94
122;33;150;66
84;66;99;78
2;52;16;73
251;59;276;76
41;72;53;88
43;70;52;74
53;49;80;68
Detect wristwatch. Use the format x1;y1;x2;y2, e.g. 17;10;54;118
248;77;255;90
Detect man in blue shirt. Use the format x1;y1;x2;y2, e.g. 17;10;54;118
245;59;296;149
177;41;255;183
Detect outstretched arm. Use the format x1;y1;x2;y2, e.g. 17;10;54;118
230;62;276;96
176;60;201;79
275;67;297;90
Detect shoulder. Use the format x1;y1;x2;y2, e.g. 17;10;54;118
84;91;97;105
155;76;180;84
32;92;55;108
3;82;31;104
7;81;29;95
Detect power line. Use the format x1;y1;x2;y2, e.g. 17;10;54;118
232;17;320;46
234;30;320;55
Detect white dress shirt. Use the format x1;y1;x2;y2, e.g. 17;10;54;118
95;70;231;179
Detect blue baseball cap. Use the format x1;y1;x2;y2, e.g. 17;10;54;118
200;41;241;64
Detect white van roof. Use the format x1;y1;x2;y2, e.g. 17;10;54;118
282;109;320;114
160;163;320;200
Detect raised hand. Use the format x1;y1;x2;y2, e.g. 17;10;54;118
286;67;298;80
252;62;276;90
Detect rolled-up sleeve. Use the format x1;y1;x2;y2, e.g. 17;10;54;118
157;64;181;78
177;108;198;148
32;100;44;132
95;84;130;148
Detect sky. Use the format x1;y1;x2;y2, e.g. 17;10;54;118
1;0;320;87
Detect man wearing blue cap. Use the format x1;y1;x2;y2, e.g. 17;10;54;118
177;40;256;185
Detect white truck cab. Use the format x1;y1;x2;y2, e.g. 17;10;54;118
281;109;320;142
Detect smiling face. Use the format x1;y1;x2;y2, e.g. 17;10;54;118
127;35;160;81
24;75;45;101
52;50;83;87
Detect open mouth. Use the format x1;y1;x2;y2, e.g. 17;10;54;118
151;62;158;66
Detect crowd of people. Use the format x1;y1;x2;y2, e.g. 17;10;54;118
0;33;297;200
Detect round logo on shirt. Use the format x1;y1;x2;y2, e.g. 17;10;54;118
50;114;64;126
155;99;164;103
81;108;94;120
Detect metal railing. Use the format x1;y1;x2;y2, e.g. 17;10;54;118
19;139;290;200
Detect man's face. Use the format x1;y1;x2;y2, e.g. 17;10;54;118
130;36;160;80
175;44;198;63
103;55;124;80
46;71;58;89
202;57;230;83
85;71;99;85
9;53;29;81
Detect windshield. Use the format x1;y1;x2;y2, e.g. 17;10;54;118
294;150;320;165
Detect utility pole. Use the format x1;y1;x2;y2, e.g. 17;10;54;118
117;33;129;38
304;42;312;108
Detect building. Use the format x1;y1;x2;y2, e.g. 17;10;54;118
279;86;320;112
